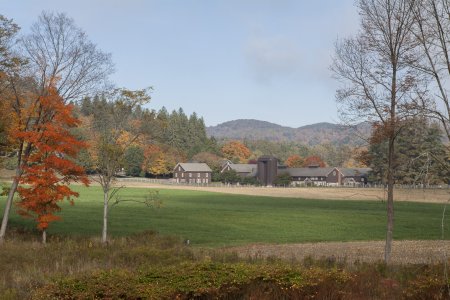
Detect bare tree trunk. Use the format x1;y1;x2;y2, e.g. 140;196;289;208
385;136;395;263
42;229;46;244
102;188;109;244
384;57;398;263
0;170;20;244
331;0;416;264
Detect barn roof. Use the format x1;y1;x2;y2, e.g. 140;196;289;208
225;163;257;175
283;167;335;177
176;163;212;172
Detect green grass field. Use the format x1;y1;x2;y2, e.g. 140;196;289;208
1;185;449;247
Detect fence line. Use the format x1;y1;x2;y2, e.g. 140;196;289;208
114;177;449;190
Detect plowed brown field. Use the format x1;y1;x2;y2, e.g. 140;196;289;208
224;240;450;264
119;181;450;204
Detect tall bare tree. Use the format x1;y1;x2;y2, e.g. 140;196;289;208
410;2;450;289
331;0;419;263
0;12;113;243
410;0;450;141
21;12;114;101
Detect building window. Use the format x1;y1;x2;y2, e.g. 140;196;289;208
175;173;177;178
189;173;192;178
182;173;184;178
206;173;209;178
197;173;200;178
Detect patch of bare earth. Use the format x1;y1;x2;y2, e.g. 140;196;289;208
224;240;450;264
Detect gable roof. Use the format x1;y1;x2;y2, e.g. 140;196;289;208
220;159;233;167
175;163;212;172
222;163;257;175
282;167;335;177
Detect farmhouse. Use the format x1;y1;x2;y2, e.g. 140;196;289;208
173;163;212;184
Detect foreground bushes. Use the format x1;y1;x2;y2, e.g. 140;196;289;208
1;230;450;299
31;262;450;299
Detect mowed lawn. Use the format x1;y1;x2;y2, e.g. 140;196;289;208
1;185;448;247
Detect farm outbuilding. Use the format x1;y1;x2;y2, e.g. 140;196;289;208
283;167;371;186
221;162;258;177
257;155;279;186
282;167;335;186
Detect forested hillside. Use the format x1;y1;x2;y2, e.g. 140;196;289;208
207;119;371;145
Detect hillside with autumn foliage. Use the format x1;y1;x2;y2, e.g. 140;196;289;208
207;119;372;145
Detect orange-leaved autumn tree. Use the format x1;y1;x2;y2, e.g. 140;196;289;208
221;141;251;163
142;144;185;177
142;145;169;177
285;154;304;168
14;86;89;243
0;15;22;151
303;156;326;168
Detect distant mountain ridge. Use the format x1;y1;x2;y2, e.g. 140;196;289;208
206;119;371;146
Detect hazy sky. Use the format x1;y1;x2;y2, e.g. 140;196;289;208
2;0;360;127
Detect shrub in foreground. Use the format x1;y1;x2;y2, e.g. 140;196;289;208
32;261;450;299
1;231;450;299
